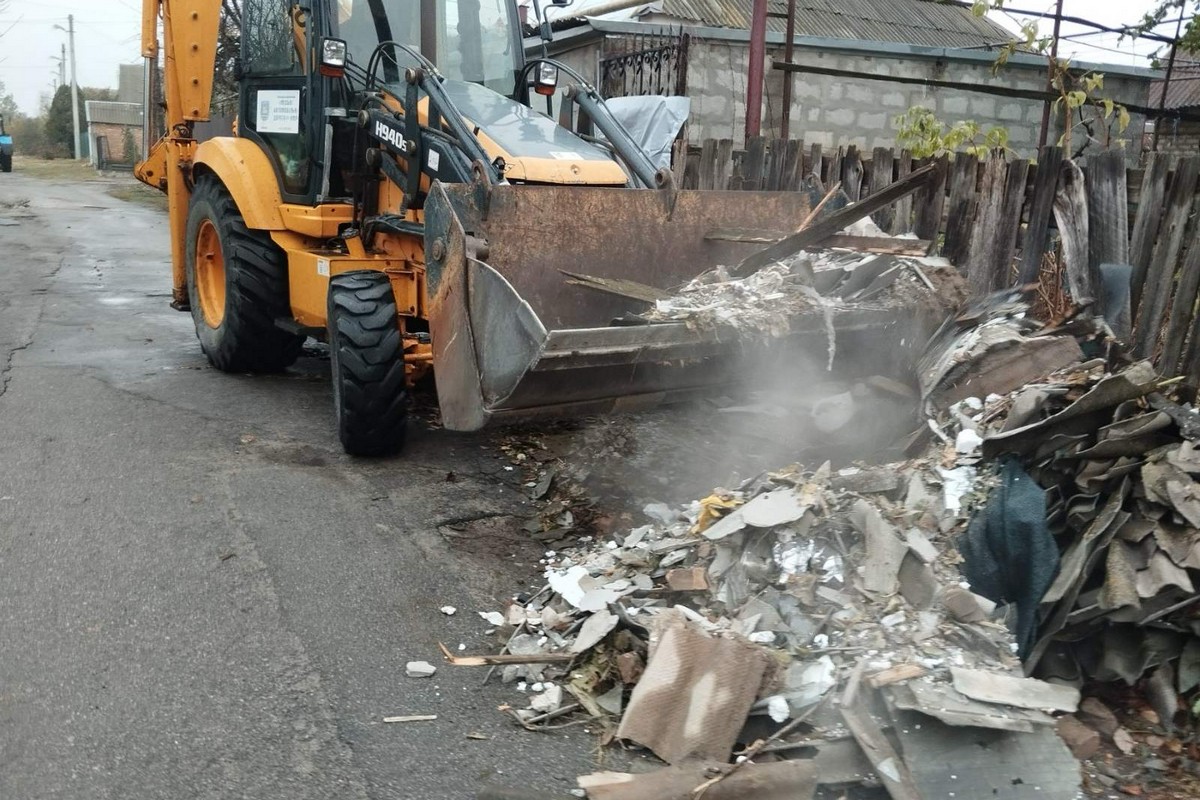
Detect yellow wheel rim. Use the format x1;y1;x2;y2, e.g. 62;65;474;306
195;219;227;328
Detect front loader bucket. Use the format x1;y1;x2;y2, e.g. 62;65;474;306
424;181;940;432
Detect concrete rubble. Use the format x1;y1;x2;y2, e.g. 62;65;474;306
440;286;1200;798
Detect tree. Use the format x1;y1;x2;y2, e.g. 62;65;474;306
0;80;17;119
44;85;75;155
44;85;125;157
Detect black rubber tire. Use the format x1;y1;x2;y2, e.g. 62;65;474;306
0;153;11;173
185;174;303;372
327;271;409;456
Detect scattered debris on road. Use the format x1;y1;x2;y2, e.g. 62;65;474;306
405;660;438;678
382;714;438;724
427;280;1200;799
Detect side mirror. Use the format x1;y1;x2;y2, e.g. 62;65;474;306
320;38;347;78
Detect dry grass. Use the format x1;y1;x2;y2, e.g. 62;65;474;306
106;182;168;212
1030;248;1075;321
10;156;103;182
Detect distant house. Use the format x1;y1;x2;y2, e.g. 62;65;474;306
1148;60;1200;154
538;0;1156;155
86;64;145;169
85;101;143;168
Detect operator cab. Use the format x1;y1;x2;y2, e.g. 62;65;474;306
236;0;622;208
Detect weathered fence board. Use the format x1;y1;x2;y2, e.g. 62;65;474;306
891;150;913;235
676;137;1200;382
913;155;948;242
1133;156;1200;360
842;145;864;201
1161;242;1200;377
1053;160;1099;312
944;154;979;268
1129;153;1171;316
1085;149;1130;271
1018;145;1064;284
870;147;895;230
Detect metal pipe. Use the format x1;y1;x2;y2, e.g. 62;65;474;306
569;85;659;187
1037;0;1063;150
142;56;155;163
780;0;796;140
1152;15;1185;152
746;0;768;141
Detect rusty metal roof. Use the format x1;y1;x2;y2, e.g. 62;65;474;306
1149;60;1200;110
636;0;1014;50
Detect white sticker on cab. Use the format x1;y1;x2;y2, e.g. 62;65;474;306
549;151;583;160
256;90;301;135
317;258;330;277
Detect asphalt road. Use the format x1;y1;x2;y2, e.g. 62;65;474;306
0;170;609;800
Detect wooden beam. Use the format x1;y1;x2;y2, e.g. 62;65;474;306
732;163;937;276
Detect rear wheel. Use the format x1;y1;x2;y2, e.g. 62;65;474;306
185;174;303;371
327;271;409;456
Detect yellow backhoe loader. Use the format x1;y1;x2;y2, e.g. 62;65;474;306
137;0;928;456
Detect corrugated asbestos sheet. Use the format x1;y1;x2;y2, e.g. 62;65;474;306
1149;62;1200;110
85;101;143;127
649;0;1015;50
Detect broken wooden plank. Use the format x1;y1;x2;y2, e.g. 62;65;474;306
1129;152;1170;316
383;714;438;723
703;230;930;255
913;154;947;244
891;149;914;235
870;147;896;229
732;163;937;276
1134;155;1200;360
1018;145;1063;283
1053;159;1101;312
807;142;822;183
796;180;842;230
438;642;575;666
1085;148;1130;270
944;152;979;268
560;270;668;304
841;664;923;800
829;146;844;193
868;664;928;689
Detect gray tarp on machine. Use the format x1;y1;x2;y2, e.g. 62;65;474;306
601;96;691;170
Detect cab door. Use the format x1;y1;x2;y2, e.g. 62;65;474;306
239;0;320;202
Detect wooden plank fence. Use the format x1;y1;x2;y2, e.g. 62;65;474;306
676;136;1200;382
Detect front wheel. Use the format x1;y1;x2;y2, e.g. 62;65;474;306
185;174;303;372
327;271;409;456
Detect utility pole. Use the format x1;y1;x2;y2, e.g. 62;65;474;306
54;16;83;160
68;15;81;160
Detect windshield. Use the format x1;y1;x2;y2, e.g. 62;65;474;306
336;0;520;95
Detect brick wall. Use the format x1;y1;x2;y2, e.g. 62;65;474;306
91;122;140;164
1153;119;1200;156
684;39;1150;157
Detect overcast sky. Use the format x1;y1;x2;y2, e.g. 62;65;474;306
0;0;1182;116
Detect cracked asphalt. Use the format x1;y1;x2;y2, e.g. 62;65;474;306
0;169;614;799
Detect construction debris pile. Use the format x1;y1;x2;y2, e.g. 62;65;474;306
644;240;957;337
441;288;1200;799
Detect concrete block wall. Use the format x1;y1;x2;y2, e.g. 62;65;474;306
684;39;1150;158
1153;120;1200;156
